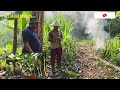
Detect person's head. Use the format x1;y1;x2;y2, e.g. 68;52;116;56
53;26;59;30
29;21;38;29
51;21;61;30
29;16;38;30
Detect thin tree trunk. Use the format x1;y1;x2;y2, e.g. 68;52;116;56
13;18;18;54
36;11;45;76
39;11;44;48
39;11;45;76
33;11;44;48
13;18;18;74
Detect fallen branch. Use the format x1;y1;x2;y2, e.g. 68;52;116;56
95;56;120;71
0;71;6;76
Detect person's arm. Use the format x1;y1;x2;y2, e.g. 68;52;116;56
48;32;51;42
57;31;63;41
48;32;55;42
60;31;63;40
24;42;34;53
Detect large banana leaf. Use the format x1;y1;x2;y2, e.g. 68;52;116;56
17;11;31;30
18;18;27;30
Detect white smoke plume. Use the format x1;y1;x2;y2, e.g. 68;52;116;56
80;11;109;49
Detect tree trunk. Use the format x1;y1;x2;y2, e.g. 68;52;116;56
36;11;45;76
13;18;18;74
32;11;44;48
31;11;45;76
13;18;18;54
38;11;44;48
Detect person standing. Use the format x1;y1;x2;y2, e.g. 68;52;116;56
22;20;45;76
48;21;63;74
22;21;41;53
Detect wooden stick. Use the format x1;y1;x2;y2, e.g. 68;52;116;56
95;56;120;71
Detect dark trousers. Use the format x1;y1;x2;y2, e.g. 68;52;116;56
50;47;62;70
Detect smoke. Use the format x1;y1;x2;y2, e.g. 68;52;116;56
44;11;58;21
44;11;54;20
44;11;110;49
79;11;109;49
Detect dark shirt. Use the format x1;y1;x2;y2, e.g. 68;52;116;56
22;26;41;53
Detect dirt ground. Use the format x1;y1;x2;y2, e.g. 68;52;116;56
46;44;120;79
74;44;120;79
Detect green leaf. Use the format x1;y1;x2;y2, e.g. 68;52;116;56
15;57;22;60
18;18;27;30
8;54;15;59
8;20;14;26
5;43;12;52
5;11;31;31
116;11;120;18
63;69;80;77
0;17;4;22
7;20;14;29
21;11;32;18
